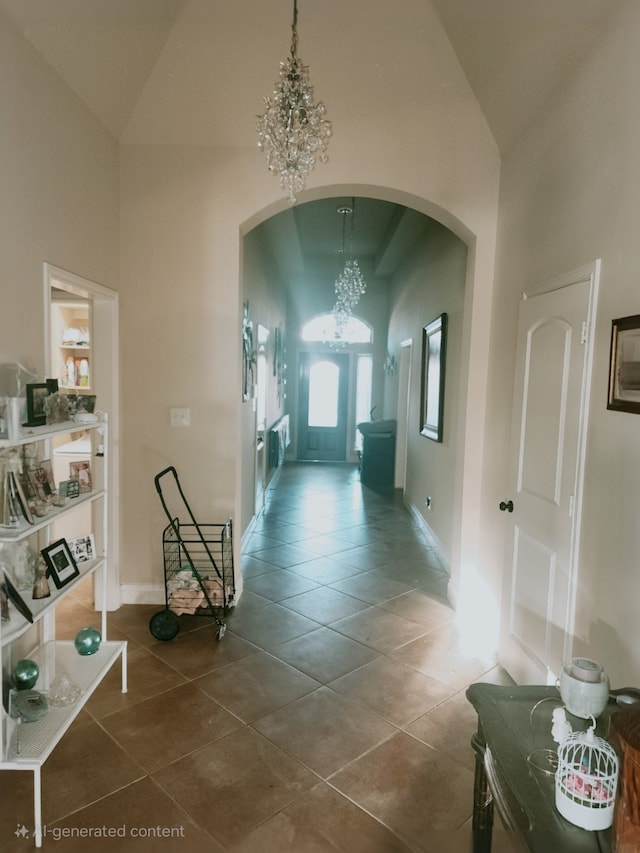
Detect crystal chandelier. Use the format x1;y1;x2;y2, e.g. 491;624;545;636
334;257;366;314
330;202;367;344
257;0;332;204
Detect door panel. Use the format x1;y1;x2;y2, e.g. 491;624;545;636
519;319;571;504
500;270;597;685
298;352;348;461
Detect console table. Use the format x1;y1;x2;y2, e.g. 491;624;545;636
466;683;617;853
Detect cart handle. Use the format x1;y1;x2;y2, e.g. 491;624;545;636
154;465;224;579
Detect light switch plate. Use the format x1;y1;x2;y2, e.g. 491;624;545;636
170;407;190;427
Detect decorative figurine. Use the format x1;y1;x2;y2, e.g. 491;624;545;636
552;706;573;744
32;559;51;599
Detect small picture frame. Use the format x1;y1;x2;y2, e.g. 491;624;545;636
60;479;80;499
28;465;55;500
44;392;70;424
69;460;92;493
18;471;36;501
65;394;96;416
8;472;33;525
41;539;80;589
24;383;48;427
68;534;96;563
608;314;640;414
2;569;34;623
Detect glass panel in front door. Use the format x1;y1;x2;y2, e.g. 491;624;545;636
308;361;339;427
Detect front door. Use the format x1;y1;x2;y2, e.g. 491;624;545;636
499;263;599;684
297;352;349;461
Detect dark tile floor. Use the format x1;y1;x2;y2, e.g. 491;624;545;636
2;462;516;851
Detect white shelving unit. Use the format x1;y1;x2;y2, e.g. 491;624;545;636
0;417;127;848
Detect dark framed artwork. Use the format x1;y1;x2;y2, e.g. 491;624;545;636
25;383;48;427
2;570;33;623
41;538;80;589
608;314;640;414
420;313;448;442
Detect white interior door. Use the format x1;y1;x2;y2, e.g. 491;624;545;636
499;263;599;684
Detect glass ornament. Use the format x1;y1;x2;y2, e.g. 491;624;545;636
74;626;101;656
48;673;82;707
13;658;39;691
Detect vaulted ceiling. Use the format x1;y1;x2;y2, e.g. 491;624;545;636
1;0;620;281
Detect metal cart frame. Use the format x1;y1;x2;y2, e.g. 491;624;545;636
149;466;235;641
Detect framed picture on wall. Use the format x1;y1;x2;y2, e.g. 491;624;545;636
420;313;447;442
608;314;640;414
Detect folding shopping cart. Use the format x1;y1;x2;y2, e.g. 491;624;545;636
149;466;236;641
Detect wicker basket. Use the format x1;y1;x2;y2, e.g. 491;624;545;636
612;705;640;851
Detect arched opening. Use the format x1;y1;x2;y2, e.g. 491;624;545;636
239;186;485;616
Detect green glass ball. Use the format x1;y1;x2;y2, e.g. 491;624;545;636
13;658;39;691
74;626;102;656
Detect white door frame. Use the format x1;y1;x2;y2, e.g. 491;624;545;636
43;263;120;611
546;260;600;667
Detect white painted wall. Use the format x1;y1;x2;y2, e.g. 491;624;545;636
486;0;640;686
240;229;288;539
386;224;468;569
0;14;119;370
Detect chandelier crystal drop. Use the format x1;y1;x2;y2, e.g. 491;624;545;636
257;0;332;204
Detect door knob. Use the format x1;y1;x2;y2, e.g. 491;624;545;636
499;500;514;513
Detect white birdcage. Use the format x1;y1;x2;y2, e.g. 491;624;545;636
555;723;619;831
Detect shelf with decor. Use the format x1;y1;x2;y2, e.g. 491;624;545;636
2;641;127;764
50;297;92;392
0;415;126;848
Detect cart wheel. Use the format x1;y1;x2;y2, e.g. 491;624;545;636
216;624;226;640
149;610;180;641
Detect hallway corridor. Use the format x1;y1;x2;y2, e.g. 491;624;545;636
3;462;514;852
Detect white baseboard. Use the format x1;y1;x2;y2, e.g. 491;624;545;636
403;496;450;570
401;495;456;610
